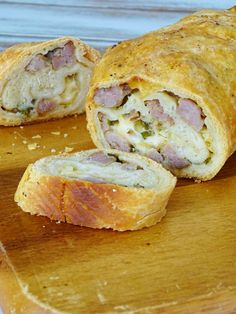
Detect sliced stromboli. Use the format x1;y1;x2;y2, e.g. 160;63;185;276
14;149;176;231
0;36;100;126
86;8;236;181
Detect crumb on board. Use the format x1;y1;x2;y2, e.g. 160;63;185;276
12;143;15;146
22;140;27;144
27;143;38;150
112;189;117;192
51;131;61;136
64;133;68;138
32;135;41;139
20;126;24;129
71;126;77;130
14;136;17;140
64;147;74;153
51;149;56;153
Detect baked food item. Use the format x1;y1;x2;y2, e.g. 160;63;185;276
0;36;100;126
14;149;176;231
86;8;236;181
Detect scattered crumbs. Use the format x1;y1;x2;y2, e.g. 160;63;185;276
51;149;56;153
58;151;62;154
22;140;28;144
14;136;17;140
55;221;61;224
42;225;46;228
97;290;106;304
51;131;61;136
28;143;38;150
64;133;68;138
12;143;15;146
32;134;41;139
50;276;60;280
64;147;73;153
20;126;24;129
71;126;77;130
112;189;117;192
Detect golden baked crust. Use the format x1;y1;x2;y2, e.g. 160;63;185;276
14;149;176;231
86;9;236;181
0;36;100;126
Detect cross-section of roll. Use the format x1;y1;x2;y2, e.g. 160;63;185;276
0;37;100;126
14;149;176;231
86;9;236;181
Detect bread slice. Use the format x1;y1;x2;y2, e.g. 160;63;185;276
86;8;236;181
14;149;176;231
0;36;100;126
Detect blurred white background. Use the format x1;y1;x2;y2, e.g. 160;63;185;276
0;0;235;51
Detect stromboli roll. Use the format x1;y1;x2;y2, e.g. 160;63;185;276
86;9;236;181
0;37;100;126
14;149;176;231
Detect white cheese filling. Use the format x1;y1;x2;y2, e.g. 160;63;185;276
1;47;92;116
98;91;213;165
35;153;160;188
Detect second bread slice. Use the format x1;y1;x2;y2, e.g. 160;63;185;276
15;149;176;231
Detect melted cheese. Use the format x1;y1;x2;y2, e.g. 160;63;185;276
2;47;92;115
99;91;212;165
36;153;160;188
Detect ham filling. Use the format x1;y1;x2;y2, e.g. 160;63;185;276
94;85;212;171
1;41;91;118
36;150;162;189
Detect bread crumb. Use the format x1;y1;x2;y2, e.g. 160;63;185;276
64;147;74;153
43;145;46;149
64;133;68;138
112;189;117;192
20;126;24;129
32;135;41;139
51;131;61;135
51;149;56;153
55;221;61;224
22;140;27;144
28;143;38;150
14;136;17;140
12;143;15;146
71;126;77;130
42;225;46;228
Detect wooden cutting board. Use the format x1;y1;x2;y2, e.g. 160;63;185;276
0;114;236;314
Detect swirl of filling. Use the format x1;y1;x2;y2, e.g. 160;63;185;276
93;84;213;172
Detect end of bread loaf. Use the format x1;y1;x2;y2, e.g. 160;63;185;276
14;149;176;231
0;37;100;126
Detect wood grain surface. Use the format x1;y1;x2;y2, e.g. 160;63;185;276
0;114;236;313
1;1;236;313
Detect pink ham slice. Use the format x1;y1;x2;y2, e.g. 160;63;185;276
147;149;163;163
177;98;204;131
146;100;174;124
48;41;75;70
94;84;131;108
37;99;56;114
162;144;190;169
26;54;47;72
105;131;131;152
87;151;116;165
